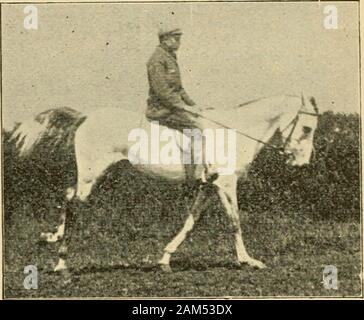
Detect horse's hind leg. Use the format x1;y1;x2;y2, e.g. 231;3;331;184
53;154;119;280
53;196;78;285
40;188;75;243
214;175;266;269
53;179;94;277
158;186;210;272
40;212;66;243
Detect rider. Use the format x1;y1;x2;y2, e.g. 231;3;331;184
146;25;201;131
146;25;205;181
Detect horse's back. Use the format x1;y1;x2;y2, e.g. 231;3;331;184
74;107;189;180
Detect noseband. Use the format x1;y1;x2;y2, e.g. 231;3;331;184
282;109;320;157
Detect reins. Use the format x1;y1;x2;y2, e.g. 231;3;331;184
183;106;319;155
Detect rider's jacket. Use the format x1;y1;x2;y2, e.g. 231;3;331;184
146;44;194;113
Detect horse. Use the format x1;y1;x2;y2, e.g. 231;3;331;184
10;94;319;279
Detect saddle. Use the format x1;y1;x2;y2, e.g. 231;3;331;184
145;105;217;184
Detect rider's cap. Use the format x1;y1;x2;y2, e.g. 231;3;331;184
158;24;183;38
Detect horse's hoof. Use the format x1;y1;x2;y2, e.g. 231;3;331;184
159;264;173;273
54;258;67;273
40;232;61;243
240;259;267;269
60;269;72;286
40;232;53;242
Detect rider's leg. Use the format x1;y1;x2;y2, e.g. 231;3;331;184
161;110;203;182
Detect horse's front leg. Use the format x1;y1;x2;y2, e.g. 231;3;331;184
214;175;266;269
158;186;209;272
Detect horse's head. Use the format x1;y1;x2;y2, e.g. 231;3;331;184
281;96;319;166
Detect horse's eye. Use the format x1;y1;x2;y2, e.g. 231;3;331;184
303;126;312;134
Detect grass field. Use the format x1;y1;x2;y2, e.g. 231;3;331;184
3;112;362;298
4;164;362;298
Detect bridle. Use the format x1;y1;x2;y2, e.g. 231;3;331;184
281;110;320;157
227;109;319;156
231;108;319;156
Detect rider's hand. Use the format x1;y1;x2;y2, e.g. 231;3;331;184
174;103;200;117
183;97;196;107
174;102;188;111
182;105;199;116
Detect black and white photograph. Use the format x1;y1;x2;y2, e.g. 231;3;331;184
0;0;362;299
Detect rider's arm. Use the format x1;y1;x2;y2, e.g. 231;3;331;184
181;90;196;107
147;61;184;110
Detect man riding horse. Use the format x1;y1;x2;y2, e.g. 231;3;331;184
9;23;319;278
146;26;200;130
146;25;205;182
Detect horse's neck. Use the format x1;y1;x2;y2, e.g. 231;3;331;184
203;96;299;139
199;96;302;169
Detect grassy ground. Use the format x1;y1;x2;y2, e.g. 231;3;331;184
4;165;362;298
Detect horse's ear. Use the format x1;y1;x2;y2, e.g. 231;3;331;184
309;96;319;114
301;93;306;106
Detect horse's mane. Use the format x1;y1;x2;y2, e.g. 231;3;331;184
235;97;268;109
235;94;300;110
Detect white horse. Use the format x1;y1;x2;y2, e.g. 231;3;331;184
10;94;319;278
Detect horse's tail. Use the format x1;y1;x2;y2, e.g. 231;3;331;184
9;107;87;157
